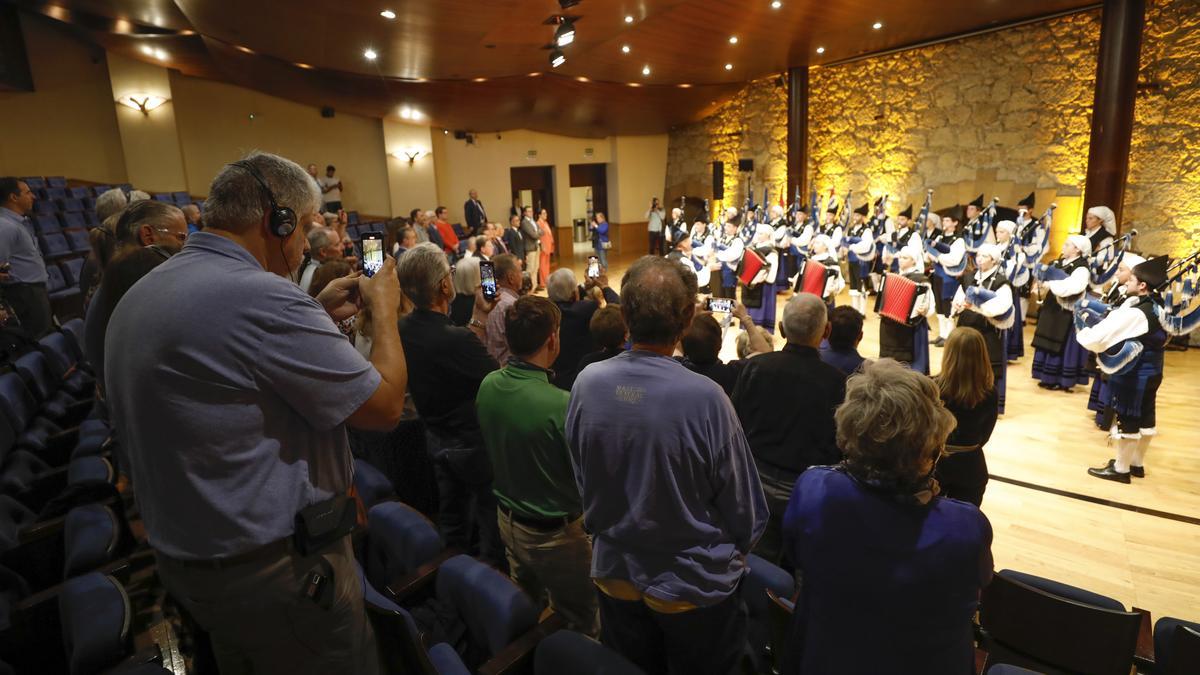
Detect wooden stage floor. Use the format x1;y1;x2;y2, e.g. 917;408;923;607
561;249;1200;622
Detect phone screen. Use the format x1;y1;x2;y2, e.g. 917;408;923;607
706;297;734;313
480;260;498;301
361;233;384;277
587;255;600;279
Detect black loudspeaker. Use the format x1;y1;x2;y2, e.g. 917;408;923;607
712;161;724;201
320;106;335;118
738;158;754;172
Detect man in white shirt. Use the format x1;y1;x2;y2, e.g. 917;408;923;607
646;197;666;256
319;165;343;213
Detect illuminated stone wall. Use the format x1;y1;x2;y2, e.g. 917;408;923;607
663;76;788;209
1124;0;1200;259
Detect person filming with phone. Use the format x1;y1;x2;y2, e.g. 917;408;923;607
105;152;408;675
546;265;620;391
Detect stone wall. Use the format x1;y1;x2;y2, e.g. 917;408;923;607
1124;0;1200;258
663;76;788;208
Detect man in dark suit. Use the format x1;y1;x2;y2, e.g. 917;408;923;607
503;215;526;262
546;268;620;391
732;292;847;566
464;189;487;236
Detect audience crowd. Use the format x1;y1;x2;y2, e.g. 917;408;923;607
1;156;1005;675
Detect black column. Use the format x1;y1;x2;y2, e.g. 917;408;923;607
787;67;809;203
1082;0;1145;231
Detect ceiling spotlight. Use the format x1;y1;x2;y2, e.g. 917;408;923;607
399;106;423;121
364;48;378;60
380;9;395;19
724;63;733;70
678;83;692;88
642;65;650;76
729;36;738;44
816;46;825;54
139;45;153;56
621;44;630;54
624;15;634;23
872;21;883;29
296;62;314;69
771;1;782;8
153;48;168;60
555;18;576;47
550;48;566;68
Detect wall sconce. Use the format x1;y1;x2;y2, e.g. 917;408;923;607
391;148;426;165
117;94;169;115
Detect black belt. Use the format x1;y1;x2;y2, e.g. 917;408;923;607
158;533;346;572
498;504;579;532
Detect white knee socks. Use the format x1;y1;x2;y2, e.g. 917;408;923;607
1114;437;1137;473
1132;429;1154;468
938;315;954;340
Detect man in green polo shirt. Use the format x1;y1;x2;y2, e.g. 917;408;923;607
476;295;598;636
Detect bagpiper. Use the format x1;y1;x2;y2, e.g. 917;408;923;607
953;243;1016;414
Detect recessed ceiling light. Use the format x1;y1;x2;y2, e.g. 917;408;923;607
771;1;782;8
296;62;314;69
816;46;825;54
678;83;692;88
153;48;168;60
729;36;738;44
872;21;883;29
550;48;566;68
624;15;634;23
235;45;254;54
527;71;541;77
621;45;630;54
724;63;733;70
576;76;590;82
627;82;641;87
139;45;153;56
380;9;396;19
642;65;651;76
399;107;423;121
364;48;378;60
472;77;487;83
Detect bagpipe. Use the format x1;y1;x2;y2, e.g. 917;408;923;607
884;189;932;258
837;189;853;236
869;193;890;240
958;286;1015;328
1072;296;1147;375
1017;203;1055;262
1157;249;1200;336
924;194;969;278
1088;229;1138;286
964;197;999;253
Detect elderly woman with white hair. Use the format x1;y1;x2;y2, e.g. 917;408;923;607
778;358;993;674
1031;233;1093;391
952;243;1015;413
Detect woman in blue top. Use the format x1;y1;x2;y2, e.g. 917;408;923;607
590;211;610;269
780;358;994;674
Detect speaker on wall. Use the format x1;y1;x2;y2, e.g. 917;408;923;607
712;161;724;200
737;158;754;172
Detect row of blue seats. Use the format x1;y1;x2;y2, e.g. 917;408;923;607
31;212;99;234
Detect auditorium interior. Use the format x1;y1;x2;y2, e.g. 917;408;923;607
0;0;1198;674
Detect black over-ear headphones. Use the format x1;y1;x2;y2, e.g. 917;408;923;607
230;160;297;238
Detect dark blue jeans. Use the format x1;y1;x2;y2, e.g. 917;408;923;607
598;583;748;675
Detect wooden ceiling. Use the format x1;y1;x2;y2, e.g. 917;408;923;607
16;0;1098;136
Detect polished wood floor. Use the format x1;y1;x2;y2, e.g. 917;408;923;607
560;248;1200;623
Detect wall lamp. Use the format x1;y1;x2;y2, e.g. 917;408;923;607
391;148;426;164
117;94;169;115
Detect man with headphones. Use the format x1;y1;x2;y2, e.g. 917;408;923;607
106;152;406;675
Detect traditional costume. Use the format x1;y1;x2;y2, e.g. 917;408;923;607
1031;234;1093;390
715;227;744;299
1077;256;1170;483
929;207;968;345
877;245;937;374
844;203;874;315
1085;253;1144;429
994;220;1029;360
744;222;781;333
953;243;1015;414
803;234;845;310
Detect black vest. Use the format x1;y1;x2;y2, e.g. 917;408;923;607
1087;228;1111;255
957;269;1012;367
1032;257;1088;354
879;272;929;362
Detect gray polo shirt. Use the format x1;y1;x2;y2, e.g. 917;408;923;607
0;207;48;285
105;231;381;560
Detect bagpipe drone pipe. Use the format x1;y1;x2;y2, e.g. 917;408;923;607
1089;230;1138;286
1157;250;1200;336
1071;296;1145;376
964;197;999;253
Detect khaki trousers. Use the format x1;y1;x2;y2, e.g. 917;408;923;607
525;249;540;285
498;510;599;637
156;537;379;675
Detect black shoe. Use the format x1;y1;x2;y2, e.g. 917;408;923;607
933;337;946;347
1038;382;1060;390
1130;465;1145;478
1088;460;1131;483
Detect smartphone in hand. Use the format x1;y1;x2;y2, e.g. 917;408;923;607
480;260;498;302
587;255;600;279
360;232;384;277
706;297;734;313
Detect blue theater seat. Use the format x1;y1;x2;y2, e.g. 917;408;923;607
354;458;395;510
535;630;645;675
61;212;86;231
65;230;90;255
45;187;67;201
67;187;90;199
40;233;72;259
61;257;86;285
170;192;189;204
33;214;62;234
58;198;84;213
365;501;443;592
33;201;57;216
1154;616;1200;675
151;194;172;202
47;267;79;302
59;572;131;674
46;177;67;189
22;177;46;190
89;186;110;197
63;504;121;579
435;554;539;660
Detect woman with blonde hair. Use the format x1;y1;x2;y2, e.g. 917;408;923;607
779;358;992;674
935;327;999;506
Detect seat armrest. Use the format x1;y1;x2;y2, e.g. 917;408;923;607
383;549;460;604
1132;606;1155;669
476;612;567;675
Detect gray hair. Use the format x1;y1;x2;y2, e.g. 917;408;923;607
113;200;183;245
836;358;957;486
128;190;150;203
95;188;128;222
203;151;320;234
782;293;828;346
395;242;449;309
307;226;337;256
547;268;577;302
453;255;481;295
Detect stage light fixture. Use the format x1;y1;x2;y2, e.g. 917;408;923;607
555;18;576;47
816;46;825;54
551;49;566;68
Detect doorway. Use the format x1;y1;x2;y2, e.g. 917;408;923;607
569;163;609;255
510;166;556;225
